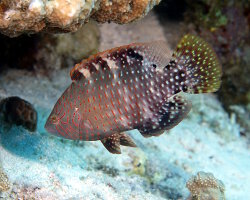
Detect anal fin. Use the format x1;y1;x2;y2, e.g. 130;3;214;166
138;94;191;137
101;132;137;154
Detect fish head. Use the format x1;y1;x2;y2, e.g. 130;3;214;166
45;84;82;140
45;94;75;138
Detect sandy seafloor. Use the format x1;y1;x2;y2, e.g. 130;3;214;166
0;13;249;199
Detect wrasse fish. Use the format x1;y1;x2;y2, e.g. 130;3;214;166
45;35;222;154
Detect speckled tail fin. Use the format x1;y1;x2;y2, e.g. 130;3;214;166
138;95;191;137
171;34;222;94
101;133;137;154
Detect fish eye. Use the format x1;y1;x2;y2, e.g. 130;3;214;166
50;115;58;124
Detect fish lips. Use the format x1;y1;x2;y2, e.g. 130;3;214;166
44;118;58;135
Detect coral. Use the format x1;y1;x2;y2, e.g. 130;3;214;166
0;0;161;37
186;172;225;200
0;0;98;37
0;168;10;192
0;96;37;132
92;0;161;24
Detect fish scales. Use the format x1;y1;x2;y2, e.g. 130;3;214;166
58;44;171;140
45;35;222;154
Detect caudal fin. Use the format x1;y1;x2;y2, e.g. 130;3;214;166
172;34;222;94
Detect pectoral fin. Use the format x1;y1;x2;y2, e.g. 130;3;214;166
101;132;137;154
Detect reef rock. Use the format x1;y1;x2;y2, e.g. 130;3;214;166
183;1;250;108
0;20;100;70
186;172;225;200
0;0;161;37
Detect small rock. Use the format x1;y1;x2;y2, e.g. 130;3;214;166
0;96;37;132
186;171;225;200
0;168;10;192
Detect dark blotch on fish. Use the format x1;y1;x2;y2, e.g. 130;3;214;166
127;48;144;60
0;96;37;132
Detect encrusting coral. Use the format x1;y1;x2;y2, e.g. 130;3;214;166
0;0;161;37
186;171;225;200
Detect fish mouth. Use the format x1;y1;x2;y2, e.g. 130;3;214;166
44;120;57;134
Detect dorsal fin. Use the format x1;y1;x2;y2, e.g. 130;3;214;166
70;46;123;81
70;41;172;81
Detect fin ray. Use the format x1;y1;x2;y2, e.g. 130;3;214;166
101;133;121;154
101;132;137;154
119;133;137;147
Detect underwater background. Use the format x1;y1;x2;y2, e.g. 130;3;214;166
0;0;249;199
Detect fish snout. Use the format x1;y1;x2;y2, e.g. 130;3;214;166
44;119;58;135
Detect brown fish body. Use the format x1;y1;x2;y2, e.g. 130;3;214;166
45;35;222;154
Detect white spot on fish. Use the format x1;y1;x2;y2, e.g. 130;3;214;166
79;68;91;78
103;58;118;70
